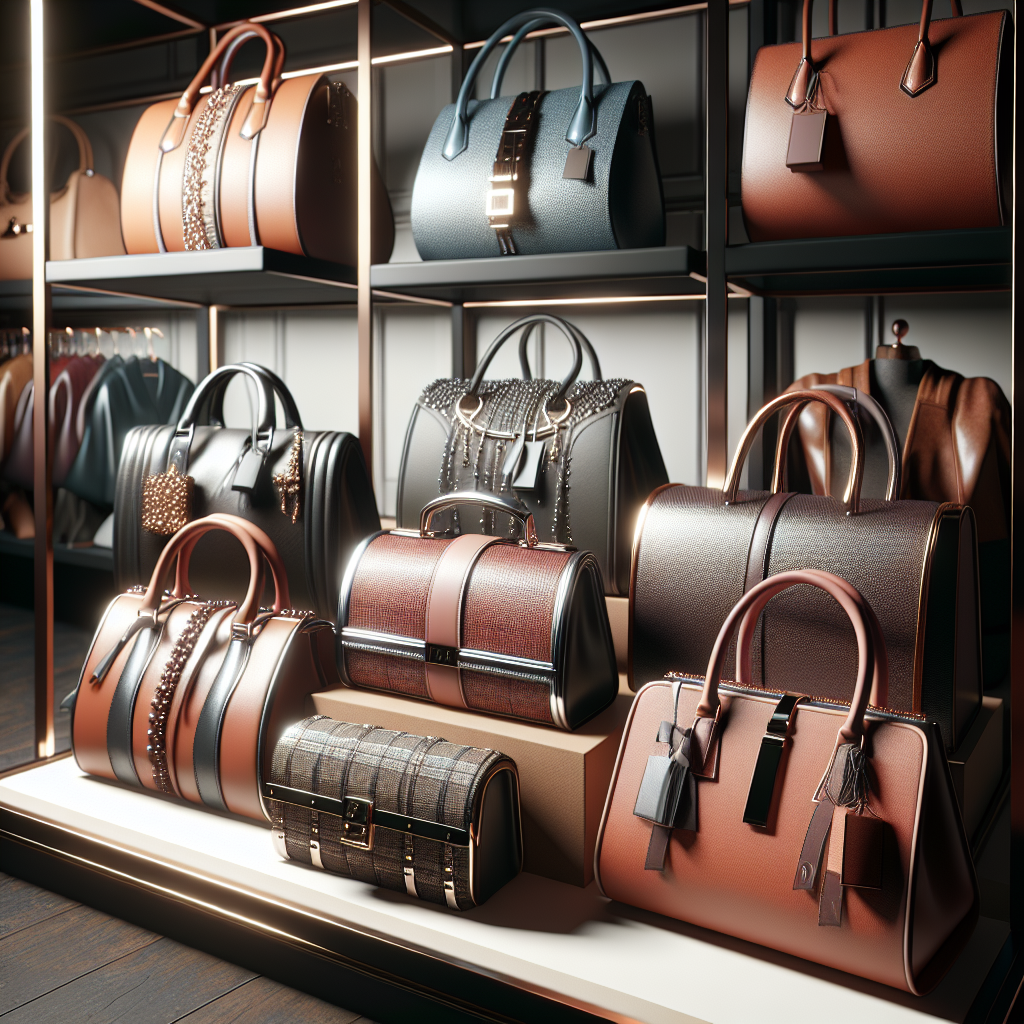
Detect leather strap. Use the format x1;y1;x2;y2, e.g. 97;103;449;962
743;491;794;595
105;622;163;787
793;797;833;891
486;90;545;256
193;635;253;810
424;534;501;709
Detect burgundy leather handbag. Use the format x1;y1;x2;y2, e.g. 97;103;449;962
67;514;338;822
741;0;1011;240
337;492;617;730
598;569;977;993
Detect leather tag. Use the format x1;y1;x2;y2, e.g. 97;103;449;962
634;754;686;826
512;440;546;492
841;813;884;889
786;109;827;172
563;144;594;182
232;447;264;493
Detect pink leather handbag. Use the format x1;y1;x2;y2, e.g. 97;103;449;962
597;569;977;993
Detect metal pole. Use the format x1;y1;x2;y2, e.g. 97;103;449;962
704;0;729;488
357;0;374;477
30;0;53;761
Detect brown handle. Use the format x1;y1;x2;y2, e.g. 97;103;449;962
172;513;291;610
698;569;888;746
787;0;962;106
217;28;286;94
0;115;93;202
722;390;865;513
141;514;287;623
160;22;280;153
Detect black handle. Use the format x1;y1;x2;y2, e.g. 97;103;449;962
189;362;303;431
517;320;602;382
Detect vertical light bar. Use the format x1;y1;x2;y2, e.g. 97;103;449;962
357;0;373;475
208;304;222;371
704;0;729;488
30;0;54;760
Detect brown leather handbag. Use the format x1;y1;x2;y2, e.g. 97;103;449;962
120;22;394;264
67;514;339;822
337;492;618;730
0;115;126;279
741;0;1011;240
630;390;982;754
598;569;978;994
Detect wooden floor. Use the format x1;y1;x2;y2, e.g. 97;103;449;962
0;603;377;1024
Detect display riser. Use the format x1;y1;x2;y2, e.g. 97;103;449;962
0;758;1011;1024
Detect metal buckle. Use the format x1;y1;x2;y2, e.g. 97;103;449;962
486;185;515;222
426;643;458;667
338;795;374;849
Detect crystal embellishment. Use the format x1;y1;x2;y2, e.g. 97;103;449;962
142;464;194;535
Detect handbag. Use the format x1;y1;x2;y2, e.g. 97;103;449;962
630;390;982;753
0;115;126;279
0;352;32;462
114;362;380;622
120;21;394;263
411;8;664;259
597;569;978;994
396;314;668;595
63;354;194;508
338;492;617;730
741;0;1011;241
266;714;523;909
66;514;339;821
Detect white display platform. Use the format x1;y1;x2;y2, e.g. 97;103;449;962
0;757;1009;1024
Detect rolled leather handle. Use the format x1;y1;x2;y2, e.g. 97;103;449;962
216;26;286;93
774;384;902;502
467;314;584;409
444;8;596;160
172;512;291;610
723;389;865;513
517;319;602;382
196;361;303;431
160;21;279;153
489;17;610;99
699;569;888;746
143;514;288;623
177;363;276;440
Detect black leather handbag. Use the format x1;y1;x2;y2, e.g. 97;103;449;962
114;362;380;621
396;314;668;595
410;8;665;259
63;355;195;507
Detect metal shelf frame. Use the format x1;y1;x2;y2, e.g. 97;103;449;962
7;0;1024;1019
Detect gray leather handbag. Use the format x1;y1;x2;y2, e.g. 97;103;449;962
114;362;380;621
395;314;668;596
410;8;665;259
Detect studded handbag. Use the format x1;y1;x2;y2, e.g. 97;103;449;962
266;714;523;909
396;314;667;596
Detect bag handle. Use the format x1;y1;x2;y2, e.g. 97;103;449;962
1;115;93;203
160;21;280;153
465;314;584;413
195;361;303;431
444;8;597;160
216;26;286;93
786;0;962;106
489;18;610;100
141;514;288;625
723;390;865;514
517;319;602;382
176;363;276;437
698;569;888;746
774;384;902;502
420;490;538;547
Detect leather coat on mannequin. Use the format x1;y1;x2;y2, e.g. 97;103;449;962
785;321;1011;686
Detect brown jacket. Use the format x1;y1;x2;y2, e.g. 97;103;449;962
786;359;1010;546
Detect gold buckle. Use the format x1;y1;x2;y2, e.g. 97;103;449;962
338;796;374;849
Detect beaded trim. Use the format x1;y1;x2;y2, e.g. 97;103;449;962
273;431;303;524
148;602;230;793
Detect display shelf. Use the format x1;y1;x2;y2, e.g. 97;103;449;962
0;279;198;315
371;245;706;303
45;249;358;309
0;758;1013;1024
0;533;113;572
726;227;1012;296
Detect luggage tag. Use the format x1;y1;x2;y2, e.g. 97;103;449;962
786;71;827;173
511;440;547;492
563;144;594;182
634;720;697;832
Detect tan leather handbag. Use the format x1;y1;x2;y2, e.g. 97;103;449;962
741;0;1011;240
0;115;126;279
599;569;978;994
67;513;339;822
630;390;983;755
121;22;394;263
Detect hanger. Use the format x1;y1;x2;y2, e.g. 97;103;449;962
143;326;163;361
875;318;921;361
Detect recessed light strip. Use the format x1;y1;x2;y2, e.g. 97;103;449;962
464;294;719;309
